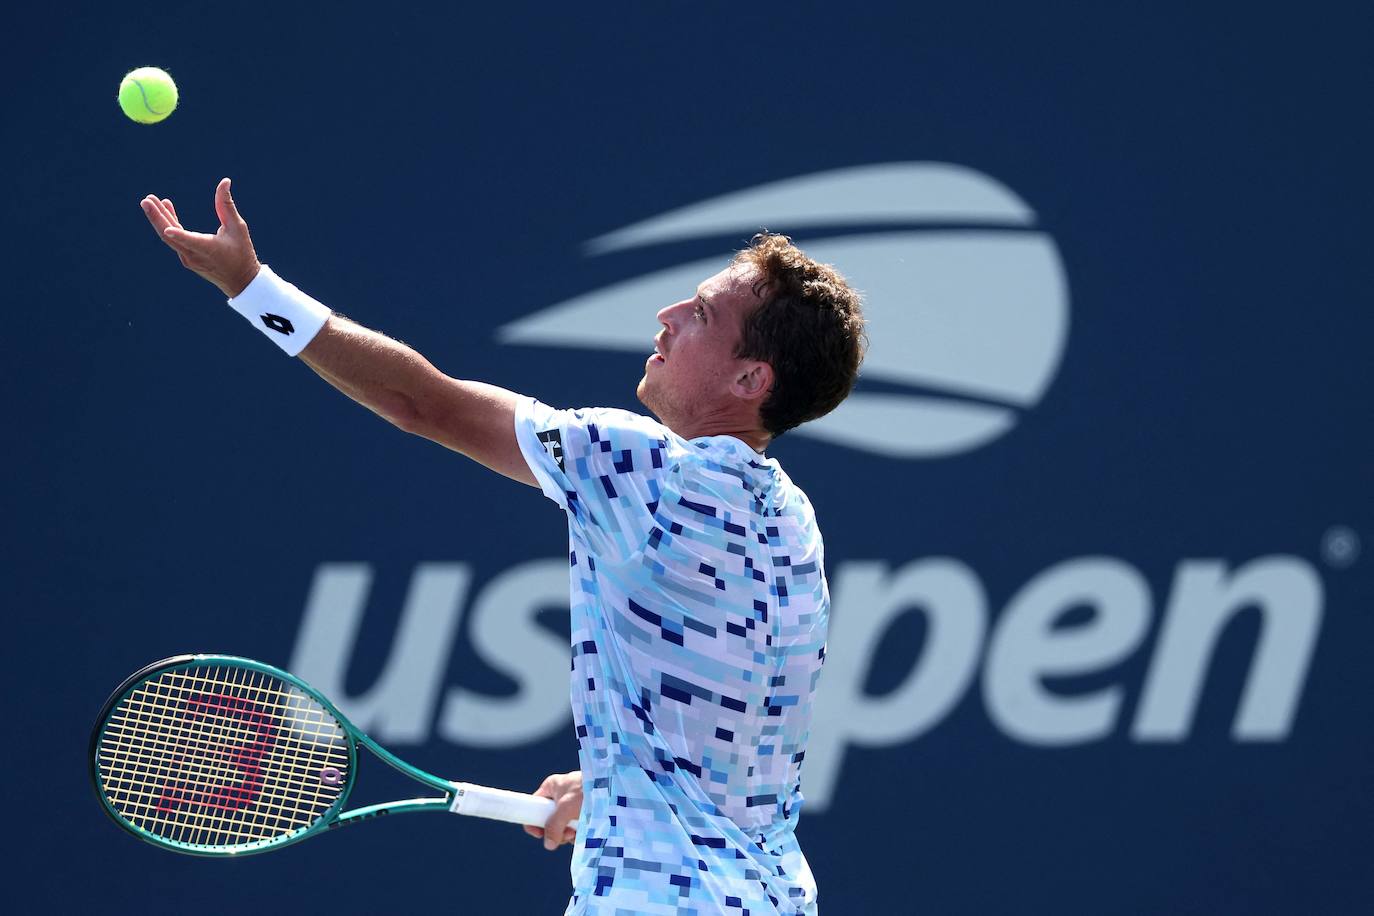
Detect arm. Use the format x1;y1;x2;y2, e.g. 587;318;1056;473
298;317;535;485
140;179;536;486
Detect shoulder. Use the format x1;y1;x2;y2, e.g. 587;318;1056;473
547;406;688;456
776;468;819;523
575;406;673;441
519;400;695;478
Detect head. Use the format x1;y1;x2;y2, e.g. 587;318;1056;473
636;233;866;445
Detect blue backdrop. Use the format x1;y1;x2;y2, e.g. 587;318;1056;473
7;3;1372;914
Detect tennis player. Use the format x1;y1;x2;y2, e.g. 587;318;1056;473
140;179;865;915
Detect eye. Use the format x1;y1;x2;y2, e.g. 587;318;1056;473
693;303;707;322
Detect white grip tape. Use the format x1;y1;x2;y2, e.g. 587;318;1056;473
227;264;332;356
449;782;556;827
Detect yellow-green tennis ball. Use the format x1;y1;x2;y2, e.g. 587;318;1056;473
118;67;178;124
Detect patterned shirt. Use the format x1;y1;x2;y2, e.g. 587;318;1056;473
514;399;829;915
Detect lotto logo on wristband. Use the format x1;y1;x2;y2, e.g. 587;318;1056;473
261;313;296;335
228;266;330;356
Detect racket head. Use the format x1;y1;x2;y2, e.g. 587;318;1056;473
90;654;358;856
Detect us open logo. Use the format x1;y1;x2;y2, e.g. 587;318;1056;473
497;162;1070;458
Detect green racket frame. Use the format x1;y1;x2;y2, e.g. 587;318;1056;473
90;654;496;857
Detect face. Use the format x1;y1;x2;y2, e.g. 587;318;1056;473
636;264;770;431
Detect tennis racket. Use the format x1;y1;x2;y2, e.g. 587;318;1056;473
90;654;556;857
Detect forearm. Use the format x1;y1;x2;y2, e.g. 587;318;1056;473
295;308;536;485
299;315;444;432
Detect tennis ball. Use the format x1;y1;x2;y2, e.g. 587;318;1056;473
118;67;178;124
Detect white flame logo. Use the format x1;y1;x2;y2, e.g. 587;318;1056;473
498;163;1070;458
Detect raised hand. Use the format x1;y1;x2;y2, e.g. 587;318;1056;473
140;177;261;298
524;770;583;851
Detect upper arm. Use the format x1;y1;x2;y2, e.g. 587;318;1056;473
407;376;538;487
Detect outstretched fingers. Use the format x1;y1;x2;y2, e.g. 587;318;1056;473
141;198;208;274
138;181;261;297
141;196;175;234
140;195;173;235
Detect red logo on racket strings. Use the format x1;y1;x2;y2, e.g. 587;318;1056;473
156;693;279;813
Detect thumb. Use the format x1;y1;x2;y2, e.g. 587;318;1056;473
215;177;246;232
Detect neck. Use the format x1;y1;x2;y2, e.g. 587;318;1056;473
666;415;771;453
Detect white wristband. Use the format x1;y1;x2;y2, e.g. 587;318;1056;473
227;265;332;356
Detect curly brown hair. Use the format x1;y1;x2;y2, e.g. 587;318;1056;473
731;233;867;438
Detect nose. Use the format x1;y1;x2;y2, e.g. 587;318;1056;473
656;297;690;330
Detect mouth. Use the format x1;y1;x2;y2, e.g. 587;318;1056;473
649;337;666;363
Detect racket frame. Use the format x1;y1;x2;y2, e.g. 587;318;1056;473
89;654;463;857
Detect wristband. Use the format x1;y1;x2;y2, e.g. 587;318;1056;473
227;265;332;356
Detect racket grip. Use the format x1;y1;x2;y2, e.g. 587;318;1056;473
449;782;557;827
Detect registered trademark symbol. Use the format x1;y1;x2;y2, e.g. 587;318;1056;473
1321;526;1360;569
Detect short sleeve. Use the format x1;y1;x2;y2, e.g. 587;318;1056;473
514;397;677;559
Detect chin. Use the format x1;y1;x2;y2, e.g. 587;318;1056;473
636;380;666;421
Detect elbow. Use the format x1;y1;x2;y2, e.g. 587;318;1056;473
380;392;429;435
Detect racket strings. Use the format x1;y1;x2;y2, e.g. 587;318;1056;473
101;667;291;845
97;665;351;849
133;666;344;842
101;666;345;846
102;695;333;831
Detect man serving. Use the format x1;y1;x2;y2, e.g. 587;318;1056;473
141;179;865;915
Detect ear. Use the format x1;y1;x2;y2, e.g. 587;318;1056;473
730;361;774;403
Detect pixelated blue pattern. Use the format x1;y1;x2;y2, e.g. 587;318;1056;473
517;399;827;915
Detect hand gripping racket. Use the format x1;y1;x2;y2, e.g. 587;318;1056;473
89;654;556;857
